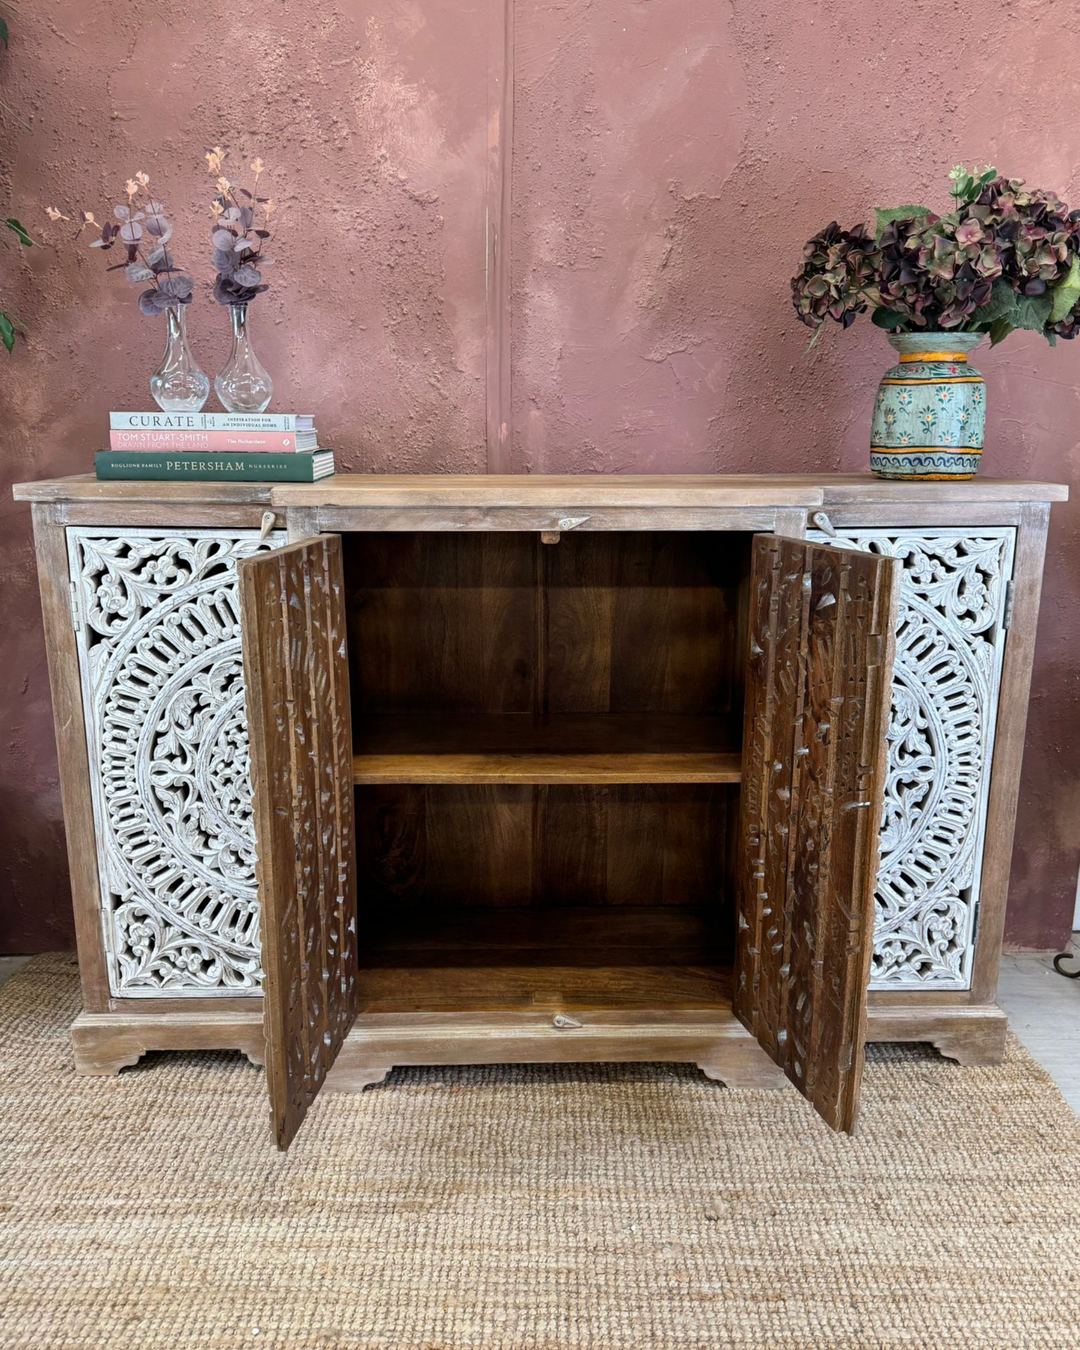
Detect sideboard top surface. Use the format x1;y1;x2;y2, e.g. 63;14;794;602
11;472;1070;507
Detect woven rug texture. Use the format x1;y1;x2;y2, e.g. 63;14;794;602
1;954;1079;1350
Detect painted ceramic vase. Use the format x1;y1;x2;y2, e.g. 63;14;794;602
869;331;985;480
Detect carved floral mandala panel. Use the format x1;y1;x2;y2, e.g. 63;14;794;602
808;527;1014;989
68;528;285;997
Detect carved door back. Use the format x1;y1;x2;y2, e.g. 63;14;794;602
734;534;899;1133
238;534;359;1150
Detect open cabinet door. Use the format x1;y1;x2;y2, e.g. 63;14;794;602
238;535;359;1150
734;534;899;1134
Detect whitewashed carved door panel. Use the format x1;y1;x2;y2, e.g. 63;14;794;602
68;527;285;998
807;527;1015;990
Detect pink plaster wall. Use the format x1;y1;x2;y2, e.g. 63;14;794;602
1;0;1077;952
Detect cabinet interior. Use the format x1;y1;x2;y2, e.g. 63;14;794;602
341;530;752;1016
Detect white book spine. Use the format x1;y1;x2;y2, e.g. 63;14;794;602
109;411;309;432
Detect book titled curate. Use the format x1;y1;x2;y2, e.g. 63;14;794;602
109;429;319;452
109;410;315;432
95;450;336;482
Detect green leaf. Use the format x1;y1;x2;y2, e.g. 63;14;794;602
0;311;16;353
971;278;1018;328
873;205;932;241
0;16;8;47
1011;291;1053;333
871;307;904;330
988;317;1014;347
806;322;825;351
1050;254;1080;323
4;218;35;247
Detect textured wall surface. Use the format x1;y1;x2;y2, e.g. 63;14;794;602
1;0;1077;951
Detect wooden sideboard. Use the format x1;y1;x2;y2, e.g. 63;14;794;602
13;474;1067;1149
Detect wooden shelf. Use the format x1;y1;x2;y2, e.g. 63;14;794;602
357;906;733;1014
351;713;741;786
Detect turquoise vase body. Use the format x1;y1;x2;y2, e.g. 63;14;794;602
869;331;986;480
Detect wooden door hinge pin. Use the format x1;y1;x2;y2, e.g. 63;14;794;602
1002;579;1015;631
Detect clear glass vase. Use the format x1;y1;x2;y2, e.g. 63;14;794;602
149;305;210;412
215;304;273;413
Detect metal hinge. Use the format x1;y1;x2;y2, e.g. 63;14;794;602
1002;579;1015;631
69;581;81;632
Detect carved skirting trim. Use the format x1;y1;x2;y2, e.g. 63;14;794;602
69;528;284;997
808;528;1014;989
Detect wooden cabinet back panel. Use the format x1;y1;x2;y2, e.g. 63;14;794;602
342;531;748;718
355;782;739;914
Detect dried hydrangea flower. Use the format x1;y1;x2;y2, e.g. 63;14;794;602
791;221;880;330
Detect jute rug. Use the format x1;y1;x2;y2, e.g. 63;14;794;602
1;955;1079;1350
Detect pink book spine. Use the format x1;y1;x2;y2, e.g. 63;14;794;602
108;429;303;452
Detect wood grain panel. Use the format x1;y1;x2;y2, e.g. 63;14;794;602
355;783;737;913
12;472;1067;507
343;531;746;720
344;532;536;715
29;504;112;1009
358;906;731;1013
238;534;358;1150
973;502;1051;997
734;535;898;1133
545;532;745;714
351;712;741;784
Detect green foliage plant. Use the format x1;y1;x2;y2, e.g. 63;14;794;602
1;10;34;351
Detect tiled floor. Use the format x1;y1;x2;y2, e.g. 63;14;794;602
1;948;1078;1112
997;940;1080;1115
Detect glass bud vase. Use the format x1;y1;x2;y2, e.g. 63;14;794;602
149;305;210;412
215;304;273;413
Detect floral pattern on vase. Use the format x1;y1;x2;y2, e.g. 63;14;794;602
870;331;985;480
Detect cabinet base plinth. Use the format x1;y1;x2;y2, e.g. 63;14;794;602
323;1012;796;1094
865;1003;1008;1065
696;1053;789;1090
66;1002;1010;1078
70;1010;265;1076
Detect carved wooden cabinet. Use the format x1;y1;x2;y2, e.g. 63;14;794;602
14;475;1065;1150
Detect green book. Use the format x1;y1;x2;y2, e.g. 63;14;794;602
95;450;335;482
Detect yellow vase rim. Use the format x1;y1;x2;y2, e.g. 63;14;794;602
898;351;969;363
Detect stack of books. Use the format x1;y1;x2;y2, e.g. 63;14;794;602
95;412;335;481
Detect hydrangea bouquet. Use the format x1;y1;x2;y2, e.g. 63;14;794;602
792;165;1080;346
